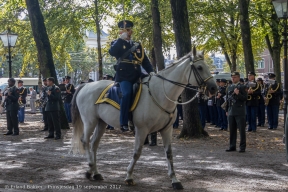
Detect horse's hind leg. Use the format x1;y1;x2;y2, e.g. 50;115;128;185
125;128;148;185
160;127;183;189
90;119;106;180
82;120;97;180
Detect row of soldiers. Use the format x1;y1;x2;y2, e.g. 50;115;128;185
197;72;282;131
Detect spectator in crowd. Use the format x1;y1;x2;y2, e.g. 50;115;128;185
18;80;27;123
29;87;37;113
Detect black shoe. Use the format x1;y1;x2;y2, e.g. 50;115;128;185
246;129;252;132
268;127;273;130
12;133;19;136
223;129;227;131
210;123;215;125
109;127;115;130
54;136;61;140
106;125;110;129
149;143;157;146
214;125;218;128
257;124;261;127
219;128;224;131
239;149;245;153
120;126;129;132
4;131;13;135
226;148;236;152
44;135;54;139
40;129;48;132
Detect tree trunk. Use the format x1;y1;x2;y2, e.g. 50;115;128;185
170;0;207;138
151;0;165;71
265;9;282;83
94;0;103;80
238;0;254;74
151;47;157;71
25;0;69;129
231;51;237;72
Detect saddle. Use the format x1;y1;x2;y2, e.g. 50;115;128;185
95;81;142;112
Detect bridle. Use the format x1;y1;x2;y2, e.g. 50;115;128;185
143;56;213;132
154;56;213;105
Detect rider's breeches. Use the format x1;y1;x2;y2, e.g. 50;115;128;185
119;81;133;126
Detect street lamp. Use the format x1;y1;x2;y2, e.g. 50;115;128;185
272;0;288;162
0;28;18;78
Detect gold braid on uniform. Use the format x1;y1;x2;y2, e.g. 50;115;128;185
66;84;72;91
271;83;280;92
133;44;144;62
19;87;26;95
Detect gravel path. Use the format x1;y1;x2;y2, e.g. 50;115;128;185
0;113;287;192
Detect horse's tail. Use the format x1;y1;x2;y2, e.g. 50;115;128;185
71;83;86;154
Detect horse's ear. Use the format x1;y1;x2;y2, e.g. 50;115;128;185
192;46;197;57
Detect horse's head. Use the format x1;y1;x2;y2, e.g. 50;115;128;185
187;47;217;95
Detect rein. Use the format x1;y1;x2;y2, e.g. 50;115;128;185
156;58;213;105
142;57;213;132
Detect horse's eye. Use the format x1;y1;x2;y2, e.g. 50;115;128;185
197;66;202;70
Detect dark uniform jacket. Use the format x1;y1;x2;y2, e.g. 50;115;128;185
216;86;226;107
263;81;282;106
64;83;75;103
259;84;265;104
246;81;261;107
109;38;153;83
226;83;247;116
198;92;207;106
45;85;61;111
5;86;19;111
18;86;27;104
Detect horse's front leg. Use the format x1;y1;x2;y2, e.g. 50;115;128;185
160;127;183;190
90;120;106;180
125;127;147;185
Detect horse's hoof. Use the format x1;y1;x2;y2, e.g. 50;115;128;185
85;171;92;179
93;174;104;180
172;182;184;190
125;179;135;186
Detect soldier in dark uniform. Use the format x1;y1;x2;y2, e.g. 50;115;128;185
264;73;282;130
64;76;75;123
240;78;244;84
216;79;227;130
257;78;265;127
3;78;20;136
246;71;261;132
44;77;62;140
109;20;154;132
17;80;27;123
213;79;220;128
198;87;208;129
40;78;49;131
225;72;247;153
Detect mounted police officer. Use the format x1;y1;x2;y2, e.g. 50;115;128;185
264;73;282;130
109;20;155;132
64;76;75;123
225;72;247;153
18;80;27;123
40;78;49;131
246;71;261;132
44;77;62;140
3;78;20;136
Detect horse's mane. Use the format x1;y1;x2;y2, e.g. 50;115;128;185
158;51;203;73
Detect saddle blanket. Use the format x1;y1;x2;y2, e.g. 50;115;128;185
95;83;142;112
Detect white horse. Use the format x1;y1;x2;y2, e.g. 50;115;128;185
71;48;217;189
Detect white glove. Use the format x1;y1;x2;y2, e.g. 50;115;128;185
120;32;128;40
150;72;156;76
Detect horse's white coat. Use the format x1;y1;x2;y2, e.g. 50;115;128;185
71;50;217;187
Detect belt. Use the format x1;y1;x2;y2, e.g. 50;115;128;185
121;59;141;65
